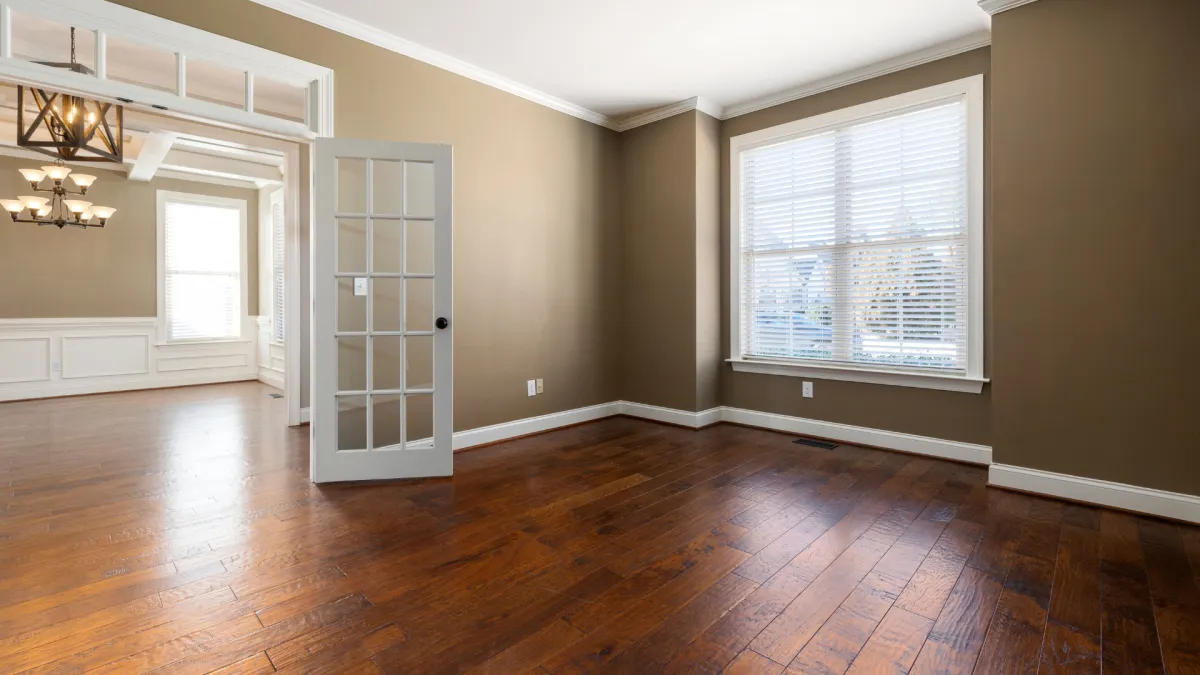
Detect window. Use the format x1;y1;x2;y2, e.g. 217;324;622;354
157;192;248;342
270;190;286;343
730;76;985;392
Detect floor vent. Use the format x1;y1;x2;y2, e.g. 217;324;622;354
268;393;284;399
793;437;838;450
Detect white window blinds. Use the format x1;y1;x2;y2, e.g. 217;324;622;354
738;98;971;373
163;199;243;341
271;192;285;343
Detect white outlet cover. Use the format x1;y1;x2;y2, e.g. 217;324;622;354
802;381;814;398
536;379;544;393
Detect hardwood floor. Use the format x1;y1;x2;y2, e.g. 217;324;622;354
2;382;1198;674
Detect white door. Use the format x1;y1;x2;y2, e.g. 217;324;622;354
312;139;453;483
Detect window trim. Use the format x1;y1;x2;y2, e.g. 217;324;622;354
156;190;250;345
729;75;987;393
269;188;286;346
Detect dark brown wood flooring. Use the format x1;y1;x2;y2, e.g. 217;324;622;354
3;382;1199;674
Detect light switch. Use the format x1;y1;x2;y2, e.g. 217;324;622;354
354;277;368;296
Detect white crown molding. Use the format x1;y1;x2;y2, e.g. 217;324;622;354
978;0;1041;15
246;0;613;129
610;96;724;133
720;32;992;120
989;464;1200;525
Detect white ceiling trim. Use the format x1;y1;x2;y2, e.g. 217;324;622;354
246;0;613;129
978;0;1041;15
610;96;722;133
247;0;992;133
719;32;991;121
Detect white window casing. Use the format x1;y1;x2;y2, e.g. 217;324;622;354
729;75;987;393
157;191;248;344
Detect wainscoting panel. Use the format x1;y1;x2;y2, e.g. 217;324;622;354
0;336;51;384
62;334;150;379
0;318;259;402
256;316;285;390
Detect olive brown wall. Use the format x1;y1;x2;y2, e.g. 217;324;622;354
990;0;1200;494
111;0;623;432
0;155;259;318
718;48;993;446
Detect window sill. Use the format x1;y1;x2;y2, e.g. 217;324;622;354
727;358;988;394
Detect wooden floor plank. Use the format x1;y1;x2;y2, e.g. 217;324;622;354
0;383;1194;674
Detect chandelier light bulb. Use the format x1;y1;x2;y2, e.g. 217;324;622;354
36;207;51;218
42;165;72;181
80;210;94;221
0;199;24;214
18;168;45;184
70;174;97;189
92;206;117;220
63;200;92;214
19;195;50;210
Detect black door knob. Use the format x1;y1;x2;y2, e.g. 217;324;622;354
435;317;449;330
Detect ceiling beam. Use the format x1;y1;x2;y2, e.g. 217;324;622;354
126;131;177;182
159;148;284;185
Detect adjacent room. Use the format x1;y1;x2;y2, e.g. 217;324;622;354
1;0;1197;673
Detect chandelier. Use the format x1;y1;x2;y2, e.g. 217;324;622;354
16;27;123;163
1;160;116;229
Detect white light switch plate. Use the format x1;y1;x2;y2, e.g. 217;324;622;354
527;380;537;397
353;277;368;296
802;381;814;398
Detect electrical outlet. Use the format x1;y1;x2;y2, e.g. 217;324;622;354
802;381;814;398
536;379;544;394
527;380;537;397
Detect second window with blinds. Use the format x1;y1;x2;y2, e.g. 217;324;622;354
729;76;986;392
157;191;248;343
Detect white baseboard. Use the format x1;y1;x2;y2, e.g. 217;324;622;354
720;407;992;466
299;407;311;424
616;401;723;429
258;367;284;391
989;464;1200;524
454;402;620;451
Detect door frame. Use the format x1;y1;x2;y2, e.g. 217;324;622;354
0;0;333;427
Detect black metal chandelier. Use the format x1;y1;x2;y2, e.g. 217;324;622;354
1;159;116;229
16;27;123;164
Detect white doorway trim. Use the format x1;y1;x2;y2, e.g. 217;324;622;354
0;0;334;426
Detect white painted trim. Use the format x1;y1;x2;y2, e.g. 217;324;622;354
258;367;284;390
0;0;334;139
248;1;987;131
611;96;722;132
246;0;609;129
0;317;259;402
156;190;250;344
729;75;986;389
720;406;991;465
720;33;991;120
989;464;1200;525
729;359;988;394
616;401;723;429
299;406;311;423
977;0;1040;15
453;402;621;451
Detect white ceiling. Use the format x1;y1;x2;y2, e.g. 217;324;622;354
254;0;991;125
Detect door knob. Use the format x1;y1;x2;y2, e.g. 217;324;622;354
435;317;449;330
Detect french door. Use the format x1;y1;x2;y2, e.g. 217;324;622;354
312;139;453;483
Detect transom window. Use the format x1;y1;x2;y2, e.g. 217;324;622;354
730;77;985;392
